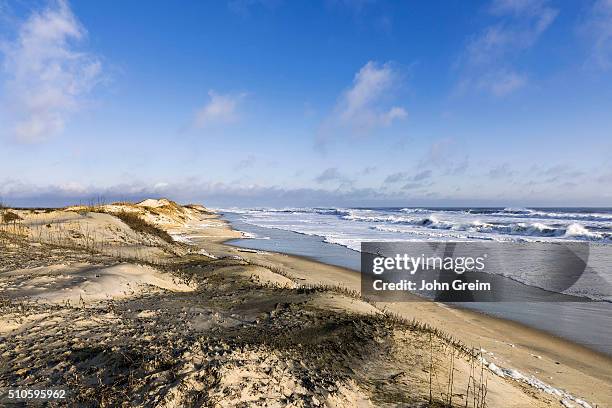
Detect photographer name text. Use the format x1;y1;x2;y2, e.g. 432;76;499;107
372;279;491;291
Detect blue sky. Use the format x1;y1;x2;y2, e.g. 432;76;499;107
1;0;611;207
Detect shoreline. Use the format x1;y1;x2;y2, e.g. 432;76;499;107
195;212;612;406
3;200;607;407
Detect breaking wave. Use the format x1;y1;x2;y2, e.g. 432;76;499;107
219;206;612;244
336;211;611;242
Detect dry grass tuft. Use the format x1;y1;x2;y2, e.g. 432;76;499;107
114;211;173;243
2;211;22;224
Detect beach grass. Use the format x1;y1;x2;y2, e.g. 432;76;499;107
115;211;173;243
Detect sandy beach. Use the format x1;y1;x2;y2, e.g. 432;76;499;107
0;199;609;407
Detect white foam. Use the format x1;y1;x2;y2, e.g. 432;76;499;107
564;223;600;239
239;231;270;240
481;358;593;408
170;233;192;243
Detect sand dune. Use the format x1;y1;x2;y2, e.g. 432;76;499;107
2;263;194;305
0;199;603;407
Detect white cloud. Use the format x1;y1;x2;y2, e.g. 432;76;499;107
194;90;245;127
483;70;527;96
57;181;87;194
413;169;432;181
384;169;432;185
314;167;347;183
153;182;169;190
335;61;407;131
1;0;102;143
380;106;408;125
384;171;408;183
584;0;612;69
315;61;407;151
458;0;557;96
419;137;469;175
234;154;257;170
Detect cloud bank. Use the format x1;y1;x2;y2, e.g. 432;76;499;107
2;175;608;208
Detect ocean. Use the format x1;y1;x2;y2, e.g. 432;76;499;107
220;207;612;355
222;207;612;248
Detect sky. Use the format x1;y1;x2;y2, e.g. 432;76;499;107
0;0;611;207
